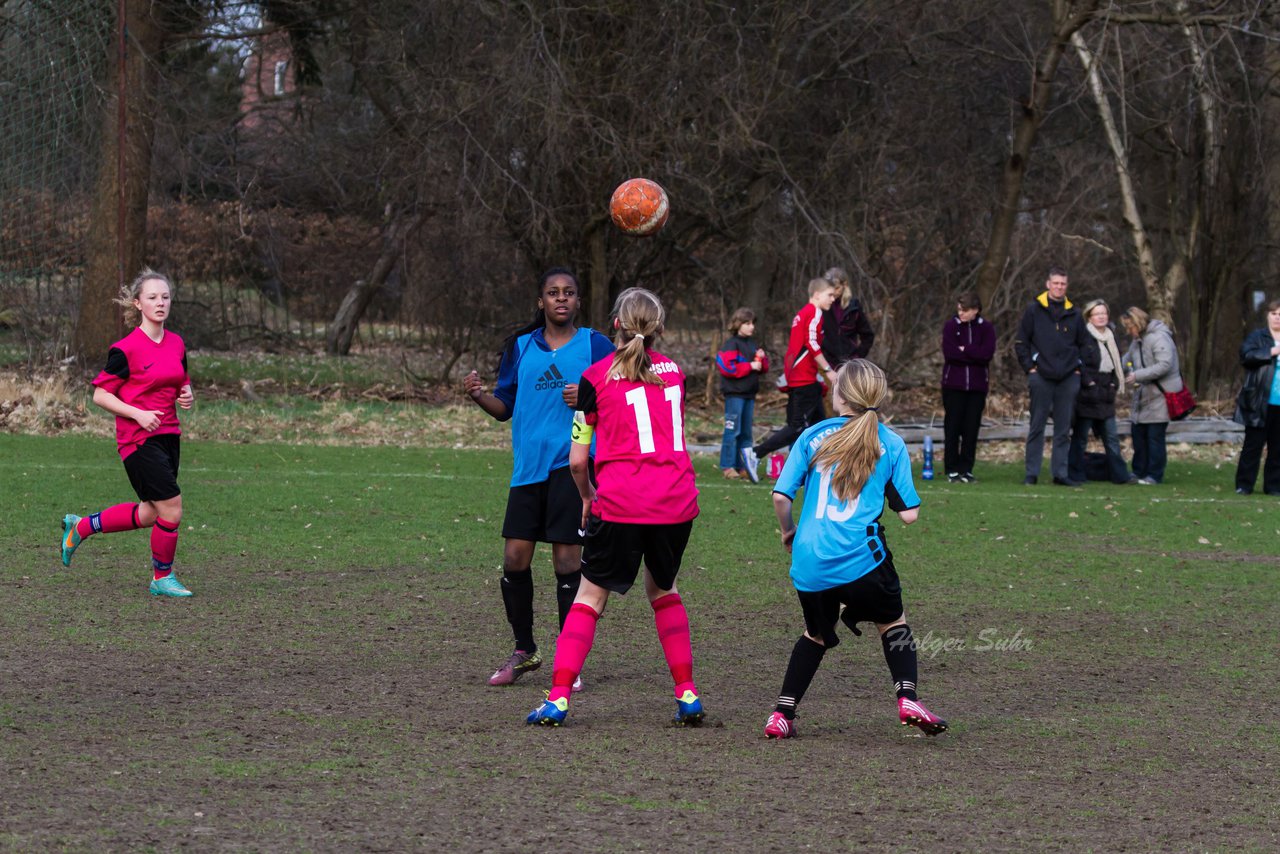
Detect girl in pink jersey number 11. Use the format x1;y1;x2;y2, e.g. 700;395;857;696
526;288;705;727
60;269;196;598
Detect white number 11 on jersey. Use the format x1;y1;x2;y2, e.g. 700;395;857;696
625;385;685;454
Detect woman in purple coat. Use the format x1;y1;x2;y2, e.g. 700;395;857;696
941;292;996;483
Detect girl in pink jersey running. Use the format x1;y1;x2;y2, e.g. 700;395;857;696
60;269;196;598
527;287;704;727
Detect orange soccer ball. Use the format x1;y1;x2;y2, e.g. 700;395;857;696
609;178;669;236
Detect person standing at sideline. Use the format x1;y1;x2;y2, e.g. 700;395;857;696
940;292;995;483
1120;306;1181;485
463;268;614;689
1232;299;1280;495
60;269;196;598
763;359;947;739
743;278;840;475
820;266;876;367
1013;266;1098;486
1068;300;1135;485
716;307;770;482
526;288;704;727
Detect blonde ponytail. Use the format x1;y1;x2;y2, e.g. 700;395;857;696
812;359;888;501
608;287;666;385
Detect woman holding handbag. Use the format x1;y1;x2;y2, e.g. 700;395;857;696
1120;307;1182;485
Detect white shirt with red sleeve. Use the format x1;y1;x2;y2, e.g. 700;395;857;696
92;327;190;460
577;349;699;525
783;303;825;386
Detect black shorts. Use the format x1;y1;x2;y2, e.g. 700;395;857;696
123;434;182;502
579;515;693;594
796;556;905;648
501;466;584;545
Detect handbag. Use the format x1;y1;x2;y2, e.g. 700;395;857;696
1155;378;1197;421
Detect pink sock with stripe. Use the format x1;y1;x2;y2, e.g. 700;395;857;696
547;602;599;704
652;592;696;698
150;518;180;579
77;503;141;538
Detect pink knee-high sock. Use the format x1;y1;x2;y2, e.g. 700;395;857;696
652;593;696;698
547;602;599;704
77;503;141;538
150;518;180;579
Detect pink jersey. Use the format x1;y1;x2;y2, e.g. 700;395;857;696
577;349;699;524
92;327;190;460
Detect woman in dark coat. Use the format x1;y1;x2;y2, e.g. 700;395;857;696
1233;299;1280;495
1068;300;1134;484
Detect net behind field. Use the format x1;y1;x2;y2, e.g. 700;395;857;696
0;0;109;360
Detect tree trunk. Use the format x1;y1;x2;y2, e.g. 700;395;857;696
587;225;609;331
326;212;423;355
974;0;1100;310
739;174;775;316
1070;31;1173;322
75;0;172;365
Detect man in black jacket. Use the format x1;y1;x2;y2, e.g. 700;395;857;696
1013;266;1099;486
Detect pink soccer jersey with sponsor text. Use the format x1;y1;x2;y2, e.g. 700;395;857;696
578;349;699;525
92;326;190;460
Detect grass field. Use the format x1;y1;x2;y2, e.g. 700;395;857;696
2;432;1279;851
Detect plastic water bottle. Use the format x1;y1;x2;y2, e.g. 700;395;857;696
922;435;934;480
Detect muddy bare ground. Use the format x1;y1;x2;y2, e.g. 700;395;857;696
2;560;1277;853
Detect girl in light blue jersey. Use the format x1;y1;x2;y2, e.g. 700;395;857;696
763;359;948;739
464;268;614;689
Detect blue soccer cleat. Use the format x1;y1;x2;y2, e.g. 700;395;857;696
150;574;193;598
526;694;568;726
61;514;83;567
674;690;705;726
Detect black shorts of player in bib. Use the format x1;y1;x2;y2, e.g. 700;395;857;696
501;465;585;545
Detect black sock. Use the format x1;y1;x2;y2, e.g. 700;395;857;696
881;624;918;700
775;635;826;719
555;570;581;631
500;570;536;653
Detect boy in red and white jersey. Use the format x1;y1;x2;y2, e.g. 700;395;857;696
747;278;840;470
526;287;704;727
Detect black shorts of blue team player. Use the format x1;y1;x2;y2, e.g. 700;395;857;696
123;433;182;503
579;515;693;594
796;555;905;649
501;465;584;545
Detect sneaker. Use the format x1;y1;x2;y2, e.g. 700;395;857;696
149;574;193;598
1023;475;1037;485
674;690;705;726
764;711;795;739
1136;477;1158;485
960;472;977;483
898;697;948;735
488;650;542;686
739;448;761;483
572;674;584;693
526;694;568;726
1052;477;1084;487
722;468;740;480
60;514;83;567
947;472;961;483
1235;487;1251;495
